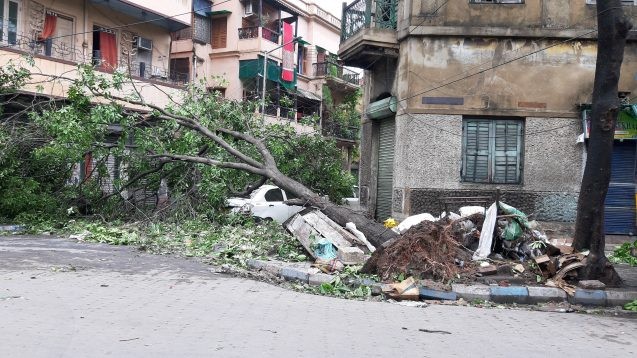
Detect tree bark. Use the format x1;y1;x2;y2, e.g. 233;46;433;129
573;0;632;286
267;168;397;248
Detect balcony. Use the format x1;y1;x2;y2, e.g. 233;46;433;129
313;62;360;85
3;34;188;87
322;120;360;143
238;26;280;44
339;0;399;68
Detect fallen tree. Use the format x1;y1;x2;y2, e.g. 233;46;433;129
1;60;397;247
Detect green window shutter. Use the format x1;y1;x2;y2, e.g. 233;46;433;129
493;121;522;183
463;120;490;182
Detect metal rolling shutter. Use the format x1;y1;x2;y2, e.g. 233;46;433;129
376;118;395;221
604;141;636;235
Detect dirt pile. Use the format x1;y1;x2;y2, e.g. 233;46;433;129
361;220;474;281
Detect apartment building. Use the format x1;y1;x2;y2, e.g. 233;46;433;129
0;0;192;107
169;0;361;167
339;0;637;235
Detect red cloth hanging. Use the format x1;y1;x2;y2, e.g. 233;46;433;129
99;31;118;70
281;21;294;82
39;14;57;40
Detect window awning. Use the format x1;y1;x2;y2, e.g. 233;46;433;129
89;0;189;31
239;57;297;90
296;88;321;102
194;0;213;16
206;10;232;16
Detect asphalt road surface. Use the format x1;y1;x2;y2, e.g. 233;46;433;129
1;235;634;358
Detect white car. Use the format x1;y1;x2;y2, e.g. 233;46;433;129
226;185;304;223
344;185;360;211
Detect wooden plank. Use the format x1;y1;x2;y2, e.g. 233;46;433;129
314;211;360;244
286;214;319;259
303;212;352;249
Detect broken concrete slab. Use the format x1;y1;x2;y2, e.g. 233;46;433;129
337;246;367;265
478;265;498;276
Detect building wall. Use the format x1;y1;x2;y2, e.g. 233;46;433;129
352;1;637;222
389;113;582;221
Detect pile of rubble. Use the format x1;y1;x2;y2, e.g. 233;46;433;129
284;202;592;300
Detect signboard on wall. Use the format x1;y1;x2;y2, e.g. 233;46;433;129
583;106;637;140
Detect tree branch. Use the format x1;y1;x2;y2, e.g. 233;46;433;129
152;153;267;176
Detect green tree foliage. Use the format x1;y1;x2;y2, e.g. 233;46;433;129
1;61;354;220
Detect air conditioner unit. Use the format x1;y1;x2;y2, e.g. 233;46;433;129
136;37;153;51
244;1;254;16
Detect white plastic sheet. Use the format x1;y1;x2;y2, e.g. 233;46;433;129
472;203;497;261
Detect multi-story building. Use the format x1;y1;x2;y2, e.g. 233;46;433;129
0;0;195;202
169;0;361;169
0;0;193;107
339;0;637;235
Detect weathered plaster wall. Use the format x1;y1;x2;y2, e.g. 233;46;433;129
388;113;583;221
402;36;636;113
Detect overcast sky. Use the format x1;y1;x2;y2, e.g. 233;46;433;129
316;0;347;18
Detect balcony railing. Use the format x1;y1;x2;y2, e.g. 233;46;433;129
2;34;188;87
238;26;259;39
341;0;398;42
313;62;360;86
322;121;360;141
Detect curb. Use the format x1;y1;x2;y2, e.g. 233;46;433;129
247;260;637;307
452;284;637;307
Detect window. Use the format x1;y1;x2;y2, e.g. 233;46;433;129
193;14;211;44
51;14;73;58
264;188;284;202
93;26;117;70
462;118;524;184
0;0;19;44
469;0;524;4
169;57;190;83
211;16;227;49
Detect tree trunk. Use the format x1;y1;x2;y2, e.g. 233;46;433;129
268;168;398;248
573;0;631;286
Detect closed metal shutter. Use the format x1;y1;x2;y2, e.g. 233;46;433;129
376;118;395;221
605;141;636;235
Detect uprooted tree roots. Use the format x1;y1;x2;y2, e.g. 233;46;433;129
361;220;474;281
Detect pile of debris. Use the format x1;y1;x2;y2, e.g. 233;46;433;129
284;202;591;300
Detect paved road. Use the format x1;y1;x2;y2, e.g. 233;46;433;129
1;236;635;358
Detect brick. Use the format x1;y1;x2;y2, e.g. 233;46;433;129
490;286;529;304
572;289;607;306
605;290;637;306
451;284;491;302
280;267;309;283
527;286;567;303
308;273;334;286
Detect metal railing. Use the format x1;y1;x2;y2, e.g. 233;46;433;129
238;26;259;39
322;120;360;141
1;34;188;87
341;0;398;42
313;62;360;85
